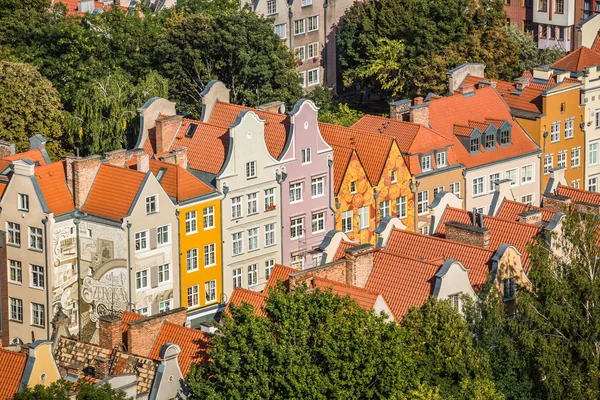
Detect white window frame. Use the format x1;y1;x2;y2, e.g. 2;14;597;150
291;255;304;269
31;264;44;289
10;298;22;322
544;154;553;174
265;223;276;247
302;147;312;164
186;210;197;234
307;68;319;86
294;19;305;35
301;0;312;6
274;23;286;39
290;218;304;240
265;259;274;279
264;188;276;211
248;227;259;251
232;232;244;256
231;196;243;219
248;264;258;287
9;260;21;284
204;243;216;267
589;177;598;192
307;15;319;32
391;170;397;184
342;210;353;233
488;172;501;193
247;192;258;215
205;280;216;303
421;155;432;172
294;46;305;61
233;268;242;289
18;193;29;211
550;121;560;143
187;285;199;307
145;195;158;215
29;227;43;251
505;168;518;187
358;206;368;229
157;225;170;246
565;117;574;139
135;230;148;252
450;182;461;196
571;147;580;168
266;0;277;15
312;211;325;233
136;269;149;290
299;71;306;88
557;150;567;169
246;161;257;179
290;182;303;203
203;206;215;229
159;299;172;313
311;176;324;198
307;42;319;58
187;248;199;271
31;303;45;327
158;263;171;283
521;194;534;205
7;222;20;246
472;177;485;197
521;164;534;184
397;196;407;218
418;191;429;215
380;200;390;218
436;151;447;167
590;142;599;166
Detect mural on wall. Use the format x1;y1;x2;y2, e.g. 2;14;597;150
335;146;414;245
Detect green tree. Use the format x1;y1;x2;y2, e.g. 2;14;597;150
175;0;239;15
0;61;67;159
66;69;168;156
14;379;130;400
506;26;565;74
154;10;302;117
187;284;414;399
402;298;503;400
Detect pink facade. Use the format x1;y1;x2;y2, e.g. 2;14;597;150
279;100;334;269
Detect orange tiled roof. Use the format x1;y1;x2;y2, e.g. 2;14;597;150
208;101;289;160
35;161;75;216
385;229;493;290
0;348;27;400
319;122;394;186
143;119;230;175
310;276;380;311
146;159;214;202
351;115;461;175
333;240;357;260
428;86;540;169
148;322;211;376
461;75;544;114
436;207;541;269
4;149;48;166
522;70;557;90
593;33;600;53
263;264;299;293
556;184;600;206
225;288;268;316
328;144;355;193
81;164;146;221
551;46;600;72
365;251;440;320
496;199;557;222
121;311;145;333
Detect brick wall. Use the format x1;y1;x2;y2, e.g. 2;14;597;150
290;260;347;289
98;315;123;350
344;247;374;288
574;202;600;215
410;103;429;126
73;155;102;209
445;222;491;248
504;2;526;29
155;115;182;154
105;149;127;168
173;147;188;168
126;307;187;356
517;210;543;225
541;194;571;212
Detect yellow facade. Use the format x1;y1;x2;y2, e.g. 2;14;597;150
516;83;584;190
179;197;223;310
335;142;414;244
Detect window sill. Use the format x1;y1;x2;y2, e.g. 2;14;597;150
136;287;150;292
246;176;257;180
8;281;22;285
31;324;45;329
187;268;199;273
248;248;260;253
186;230;198;236
9;319;23;324
7;243;21;248
231;216;244;221
17;209;28;212
204;264;217;268
28;248;43;253
145;211;159;216
204;226;215;231
311;194;325;199
29;286;44;291
521;180;534;185
232;253;244;257
265;243;277;248
290;200;304;205
205;300;218;305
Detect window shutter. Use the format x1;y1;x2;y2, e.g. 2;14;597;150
150;228;157;250
150;266;158;288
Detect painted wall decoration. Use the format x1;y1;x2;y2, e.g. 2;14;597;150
335;145;414;245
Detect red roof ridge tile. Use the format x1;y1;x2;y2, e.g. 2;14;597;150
444;206;544;229
390;228;495;254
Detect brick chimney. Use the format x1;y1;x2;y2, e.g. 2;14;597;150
573;202;600;215
155;115;182;154
98;315;123;350
410;99;429;126
444;220;491;248
456;84;475;95
105;149;127;168
136;152;150;173
344;244;375;288
517;209;543;225
541;193;571;213
92;355;111;379
73;155;102;209
477;79;497;89
127;307;187;356
0;141;15;159
173;147;188;168
390;99;411;120
514;76;529;90
257;101;285;114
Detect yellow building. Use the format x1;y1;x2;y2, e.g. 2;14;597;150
320;123;414;244
148;160;223;322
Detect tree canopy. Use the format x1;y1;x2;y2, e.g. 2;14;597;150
14;379;130;400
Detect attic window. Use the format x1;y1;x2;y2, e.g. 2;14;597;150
470;137;480;153
485;134;495;149
156;168;167;182
185;123;198;138
500;129;511;145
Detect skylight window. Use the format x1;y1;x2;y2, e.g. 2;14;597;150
185;123;198;138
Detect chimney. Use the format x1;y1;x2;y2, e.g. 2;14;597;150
513;76;529;90
155;115;182;154
136;152;150;173
98;315;123;350
456;84;475;96
573;202;600;215
0;141;15;159
410;100;429;126
104;149;127;168
65;156;77;192
127;307;187;356
29;135;47;151
343;244;375;288
447;63;485;94
172;147;188;168
256;101;285;114
92;355;111;379
73;155;102;209
444;221;491;248
518;209;543;225
532;67;552;81
477;79;497;89
542;193;571;213
389;99;411;120
12;159;35;177
158;153;176;165
200;80;231;123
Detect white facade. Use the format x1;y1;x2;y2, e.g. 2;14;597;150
533;0;575;51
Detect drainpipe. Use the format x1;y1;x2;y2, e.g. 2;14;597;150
175;209;182;309
542;129;548;196
327;159;335;215
126;221;132;311
288;8;293;50
41;216;50;340
220;183;229;304
581;117;586;190
73;211;82;341
276;171;286;265
410;180;420;233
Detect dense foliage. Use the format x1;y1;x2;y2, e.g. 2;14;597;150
337;0;564;99
14;379;129;400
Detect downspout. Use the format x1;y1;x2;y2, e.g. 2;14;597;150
542;129;548;196
73;212;82;341
220;183;229;304
175;210;182;309
327;159;335;215
410;179;420;233
126;221;132;311
581;116;586;190
288;8;293;50
276;172;286;266
41;216;50;340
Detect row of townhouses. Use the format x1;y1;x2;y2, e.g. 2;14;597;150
6;47;600;348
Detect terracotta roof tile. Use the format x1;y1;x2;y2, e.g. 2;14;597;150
352;115;420;152
35;161;75;216
428;86;540;169
309;276;380;311
556;184;600;206
333;240;357;260
496;199;557;222
593;33;600;53
146;159;214;202
385;229;493;290
551;46;600;72
4;149;48;166
208;101;289;159
319;122;394;185
365;251;440;319
522;70;557;90
225;288;268;316
453;124;474;137
121;311;145;333
328;144;355;193
461;75;543;114
81;164;146;221
436;207;541;269
148;322;211;376
264;264;299;293
0;348;27;400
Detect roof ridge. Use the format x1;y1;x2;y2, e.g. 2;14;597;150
445;206;542;229
104;162;146;176
311;276;380;295
376;249;448;267
390;228;495;253
319;122;395;142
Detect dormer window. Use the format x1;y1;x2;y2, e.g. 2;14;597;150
435;151;447;167
470;137;480;153
500;129;511;145
421;155;432;172
350;181;357;194
485;134;495;148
